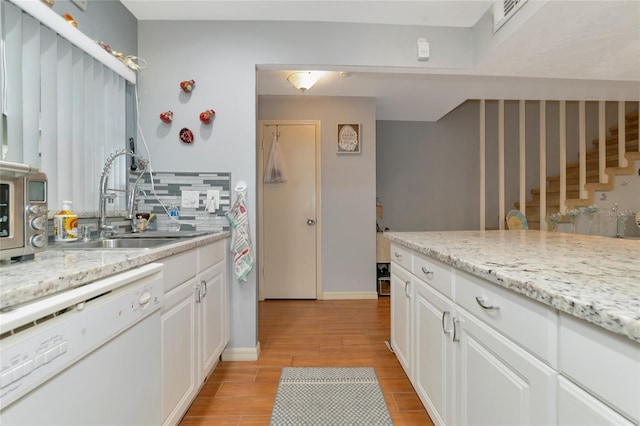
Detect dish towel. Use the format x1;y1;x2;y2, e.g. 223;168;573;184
225;192;255;283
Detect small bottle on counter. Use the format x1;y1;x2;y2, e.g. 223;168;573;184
167;204;180;232
54;200;78;241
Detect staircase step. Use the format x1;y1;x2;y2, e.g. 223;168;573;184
593;126;639;145
626;110;639;121
547;174;599;189
530;189;578;200
608;119;639;136
587;138;639;155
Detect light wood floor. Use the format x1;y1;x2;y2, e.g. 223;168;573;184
180;298;434;425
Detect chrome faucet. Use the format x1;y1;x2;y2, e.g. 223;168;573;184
99;150;148;238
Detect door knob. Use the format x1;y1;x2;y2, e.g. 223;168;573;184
307;218;316;225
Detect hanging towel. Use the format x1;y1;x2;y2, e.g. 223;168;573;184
225;192;255;283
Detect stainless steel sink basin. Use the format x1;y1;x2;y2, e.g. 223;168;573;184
54;238;178;250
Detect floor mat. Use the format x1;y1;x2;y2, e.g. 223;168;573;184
269;367;393;426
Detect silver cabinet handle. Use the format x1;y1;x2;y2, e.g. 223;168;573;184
452;317;460;342
421;267;434;279
404;281;411;298
394;252;402;260
195;284;201;303
475;296;500;310
441;311;452;335
307;218;316;225
200;280;208;298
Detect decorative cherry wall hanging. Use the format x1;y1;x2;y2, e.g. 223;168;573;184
199;109;216;124
159;111;173;123
179;128;194;144
180;80;195;93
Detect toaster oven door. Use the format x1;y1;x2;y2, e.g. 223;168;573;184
0;180;25;251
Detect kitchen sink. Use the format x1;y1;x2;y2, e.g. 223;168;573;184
53;238;179;250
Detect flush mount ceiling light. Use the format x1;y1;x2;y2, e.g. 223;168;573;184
287;72;317;92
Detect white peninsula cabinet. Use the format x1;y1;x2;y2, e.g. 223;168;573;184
389;241;638;426
160;239;229;426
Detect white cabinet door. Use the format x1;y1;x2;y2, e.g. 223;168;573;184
161;277;199;426
390;265;412;377
414;278;455;426
455;309;556;426
198;260;226;380
558;376;634;426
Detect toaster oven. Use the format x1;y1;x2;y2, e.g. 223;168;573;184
0;161;48;262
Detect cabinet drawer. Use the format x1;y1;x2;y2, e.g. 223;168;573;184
198;240;225;272
455;270;557;366
559;313;640;423
413;253;453;299
390;243;412;272
558;376;634;425
162;249;198;293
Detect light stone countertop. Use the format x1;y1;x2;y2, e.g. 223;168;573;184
384;230;640;343
0;231;230;310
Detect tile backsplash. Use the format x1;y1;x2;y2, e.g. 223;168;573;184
132;171;231;232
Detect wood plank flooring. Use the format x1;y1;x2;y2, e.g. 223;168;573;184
180;298;434;425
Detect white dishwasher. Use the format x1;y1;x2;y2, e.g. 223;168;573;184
0;263;164;425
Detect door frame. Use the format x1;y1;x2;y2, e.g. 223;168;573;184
257;120;322;301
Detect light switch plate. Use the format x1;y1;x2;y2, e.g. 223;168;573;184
181;190;200;208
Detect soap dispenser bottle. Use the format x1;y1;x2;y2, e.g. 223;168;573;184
54;200;78;241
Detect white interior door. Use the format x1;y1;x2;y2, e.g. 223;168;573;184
260;123;318;299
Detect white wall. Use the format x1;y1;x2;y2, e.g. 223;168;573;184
258;95;377;294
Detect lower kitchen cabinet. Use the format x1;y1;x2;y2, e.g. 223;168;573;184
391;242;636;425
558;376;634;426
390;263;413;377
162;276;199;425
414;277;455;426
455;309;556;425
160;240;229;426
198;260;226;379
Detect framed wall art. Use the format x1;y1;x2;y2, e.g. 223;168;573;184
337;123;361;154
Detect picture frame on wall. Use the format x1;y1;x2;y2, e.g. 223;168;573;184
337;124;361;154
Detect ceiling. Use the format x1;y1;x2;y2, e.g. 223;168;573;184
122;0;640;121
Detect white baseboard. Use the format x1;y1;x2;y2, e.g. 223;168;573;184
221;341;262;361
321;291;379;300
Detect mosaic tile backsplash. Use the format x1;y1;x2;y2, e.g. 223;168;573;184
132;171;231;232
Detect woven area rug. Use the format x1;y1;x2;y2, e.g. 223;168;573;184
269;367;393;426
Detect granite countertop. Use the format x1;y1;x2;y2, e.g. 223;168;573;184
384;230;640;343
0;231;230;310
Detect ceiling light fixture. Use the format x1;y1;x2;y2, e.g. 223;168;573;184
287;72;317;92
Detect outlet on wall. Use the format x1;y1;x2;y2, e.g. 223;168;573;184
206;190;220;213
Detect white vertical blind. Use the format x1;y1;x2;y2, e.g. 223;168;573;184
2;1;134;212
40;26;57;209
21;12;39;166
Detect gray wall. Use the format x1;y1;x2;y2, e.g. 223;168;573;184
258;95;377;294
376;102;480;232
52;0;137;57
